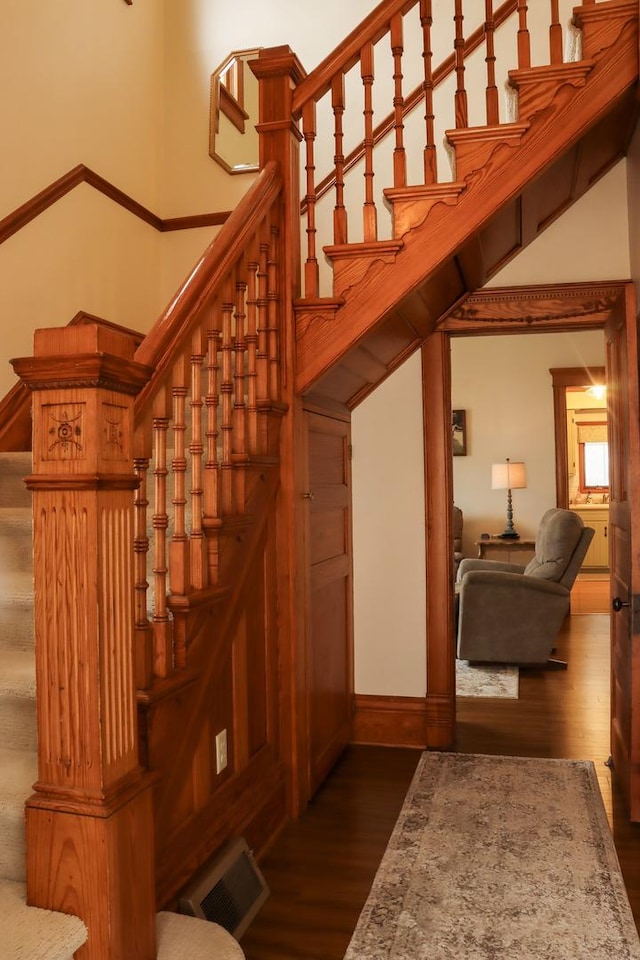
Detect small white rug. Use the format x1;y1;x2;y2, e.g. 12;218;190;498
456;659;519;699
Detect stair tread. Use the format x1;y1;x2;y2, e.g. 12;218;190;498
0;650;35;699
0;880;88;960
156;911;245;959
0;748;37;809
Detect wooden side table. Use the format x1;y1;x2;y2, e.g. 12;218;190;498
475;537;536;561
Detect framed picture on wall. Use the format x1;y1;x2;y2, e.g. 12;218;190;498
452;409;467;456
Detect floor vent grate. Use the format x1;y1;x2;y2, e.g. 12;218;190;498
178;837;270;940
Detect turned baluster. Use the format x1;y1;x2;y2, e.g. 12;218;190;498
390;12;407;189
267;221;281;402
302;100;319;297
133;452;153;689
189;328;207;592
332;73;348;245
246;242;259;456
549;0;563;64
454;0;468;128
151;405;172;677
233;269;248;457
256;238;270;454
361;41;377;242
220;281;235;515
204;320;221;583
517;0;531;69
169;358;189;604
420;0;437;184
233;268;249;511
485;0;499;125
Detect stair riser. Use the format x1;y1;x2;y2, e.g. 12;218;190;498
0;602;34;651
0;813;26;883
0;456;32;510
0;700;37;752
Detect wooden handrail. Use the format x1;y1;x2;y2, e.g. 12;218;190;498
134;160;282;412
292;0;414;114
0;164;231;247
305;0;518;209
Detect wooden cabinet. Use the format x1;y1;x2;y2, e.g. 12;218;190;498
572;507;609;570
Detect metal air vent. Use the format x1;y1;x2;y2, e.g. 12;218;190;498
178;837;270;940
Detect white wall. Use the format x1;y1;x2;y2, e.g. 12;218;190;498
352;350;427;697
352;161;630;698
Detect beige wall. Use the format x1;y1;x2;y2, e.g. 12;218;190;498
0;0;167;395
1;0;382;396
352;161;630;698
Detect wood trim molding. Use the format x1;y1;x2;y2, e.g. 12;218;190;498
439;280;628;335
550;365;607;507
0;165;231;247
352;694;428;748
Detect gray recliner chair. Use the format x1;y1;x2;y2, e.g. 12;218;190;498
456;508;595;667
453;505;464;574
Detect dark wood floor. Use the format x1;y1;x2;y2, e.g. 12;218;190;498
241;606;640;959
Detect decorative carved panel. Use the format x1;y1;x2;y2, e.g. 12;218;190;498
41;403;85;461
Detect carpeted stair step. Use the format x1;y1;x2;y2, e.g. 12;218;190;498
0;575;35;652
0;501;35;653
0;748;37;882
0;453;32;509
156;911;245;959
0;879;87;960
0;506;33;571
0;649;37;751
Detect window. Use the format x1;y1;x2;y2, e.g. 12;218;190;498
576;421;609;492
582;441;609;489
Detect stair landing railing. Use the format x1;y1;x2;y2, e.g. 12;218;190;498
284;0;602;298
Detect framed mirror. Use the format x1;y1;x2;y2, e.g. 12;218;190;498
209;48;261;175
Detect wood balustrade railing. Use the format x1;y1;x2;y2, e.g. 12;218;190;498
133;161;284;690
290;0;596;298
10;161;287;958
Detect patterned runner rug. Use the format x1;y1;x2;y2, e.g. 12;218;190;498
344;753;640;960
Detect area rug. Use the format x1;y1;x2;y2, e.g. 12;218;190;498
455;659;519;699
344;753;640;960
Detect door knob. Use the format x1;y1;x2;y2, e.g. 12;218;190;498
612;596;630;612
302;492;315;501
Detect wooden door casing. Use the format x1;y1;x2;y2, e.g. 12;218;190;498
304;409;353;798
606;283;640;821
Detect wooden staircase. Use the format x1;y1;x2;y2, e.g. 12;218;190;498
2;1;638;958
275;0;639;407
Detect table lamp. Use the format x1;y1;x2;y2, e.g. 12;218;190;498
491;458;527;539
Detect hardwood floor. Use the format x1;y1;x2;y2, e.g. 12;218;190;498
241;601;640;959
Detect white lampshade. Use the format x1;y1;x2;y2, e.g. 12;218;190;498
491;460;527;491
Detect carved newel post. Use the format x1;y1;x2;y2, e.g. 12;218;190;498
12;324;156;960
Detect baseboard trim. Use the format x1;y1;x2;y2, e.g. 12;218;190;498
352;694;428;748
353;693;455;749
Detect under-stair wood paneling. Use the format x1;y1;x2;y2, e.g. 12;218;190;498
139;462;287;908
295;26;638;408
303;406;354;799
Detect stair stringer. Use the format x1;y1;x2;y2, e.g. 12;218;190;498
295;12;638;396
